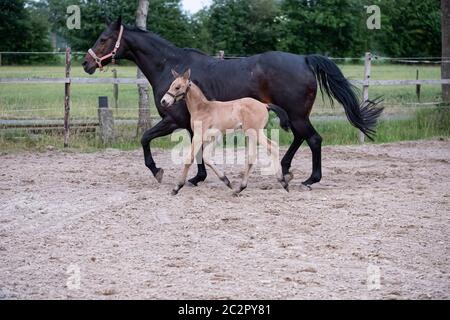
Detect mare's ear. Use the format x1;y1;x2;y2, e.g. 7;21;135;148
111;16;122;29
105;17;111;26
171;69;180;78
183;69;191;80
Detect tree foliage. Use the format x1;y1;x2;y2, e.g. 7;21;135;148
0;0;53;63
0;0;442;59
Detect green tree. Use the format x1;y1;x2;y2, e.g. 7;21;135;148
370;0;441;57
189;8;214;53
39;0;192;51
206;0;280;55
0;0;53;64
276;0;366;56
148;0;193;48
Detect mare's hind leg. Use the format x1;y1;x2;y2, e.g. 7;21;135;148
290;118;322;187
203;140;233;190
258;132;289;192
281;133;304;183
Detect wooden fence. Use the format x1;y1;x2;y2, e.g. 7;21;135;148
1;49;450;146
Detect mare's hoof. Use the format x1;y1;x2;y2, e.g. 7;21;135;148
188;174;207;187
284;172;294;183
300;184;312;191
171;189;179;196
155;168;164;184
187;179;198;187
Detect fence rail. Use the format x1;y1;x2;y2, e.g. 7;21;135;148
2;77;450;86
1;49;450;146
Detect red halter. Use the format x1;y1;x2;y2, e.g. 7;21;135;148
88;25;124;71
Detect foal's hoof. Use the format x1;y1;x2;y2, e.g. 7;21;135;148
171;189;179;196
155;168;164;184
284;172;294;183
233;185;246;196
220;176;233;190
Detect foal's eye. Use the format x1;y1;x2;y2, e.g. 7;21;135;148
100;38;107;43
175;86;181;90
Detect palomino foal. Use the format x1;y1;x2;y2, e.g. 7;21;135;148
161;69;291;195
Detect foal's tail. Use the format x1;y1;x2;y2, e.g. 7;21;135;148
306;54;384;140
267;104;290;132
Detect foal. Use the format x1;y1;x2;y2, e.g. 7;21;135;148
161;69;290;195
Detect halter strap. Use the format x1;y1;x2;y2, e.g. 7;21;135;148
88;25;124;71
166;81;192;102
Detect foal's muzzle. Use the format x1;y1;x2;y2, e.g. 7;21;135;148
161;95;174;108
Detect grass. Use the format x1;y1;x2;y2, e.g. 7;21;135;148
0;63;448;152
0;63;443;120
0;65;154;120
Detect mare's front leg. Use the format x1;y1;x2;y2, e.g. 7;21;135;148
172;139;199;195
141;117;179;183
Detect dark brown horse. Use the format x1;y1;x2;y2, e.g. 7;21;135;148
83;17;383;187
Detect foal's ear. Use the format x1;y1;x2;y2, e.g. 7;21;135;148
171;69;180;78
183;69;191;80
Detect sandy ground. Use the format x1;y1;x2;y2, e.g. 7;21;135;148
0;139;449;300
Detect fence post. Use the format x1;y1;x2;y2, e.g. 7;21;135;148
64;47;71;148
136;68;152;136
218;50;225;60
360;52;372;144
416;69;421;102
112;68;119;111
98;96;115;144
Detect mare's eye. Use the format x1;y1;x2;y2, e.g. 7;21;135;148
100;38;107;43
175;86;181;90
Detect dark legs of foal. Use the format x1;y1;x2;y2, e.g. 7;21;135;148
281;119;322;187
140;117;207;184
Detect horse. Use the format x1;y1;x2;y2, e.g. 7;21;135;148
83;17;383;188
162;68;291;195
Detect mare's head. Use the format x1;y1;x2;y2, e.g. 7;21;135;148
161;69;191;108
83;17;127;74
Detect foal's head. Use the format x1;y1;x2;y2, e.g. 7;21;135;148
161;69;191;108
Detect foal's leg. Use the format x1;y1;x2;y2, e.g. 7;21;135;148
234;130;258;195
202;140;233;189
172;140;199;195
258;132;289;192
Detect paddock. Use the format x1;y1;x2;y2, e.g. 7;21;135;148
0;139;448;299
